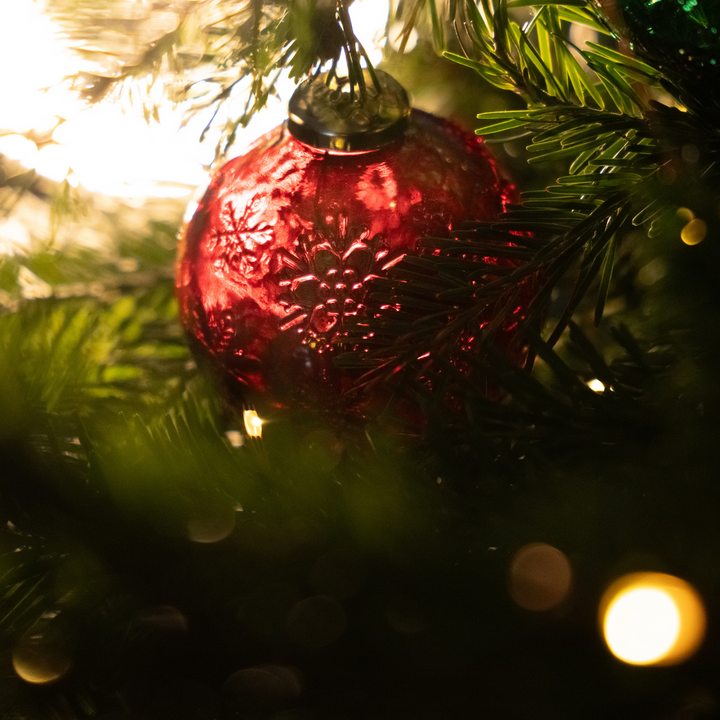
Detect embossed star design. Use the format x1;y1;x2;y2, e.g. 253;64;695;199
206;194;274;283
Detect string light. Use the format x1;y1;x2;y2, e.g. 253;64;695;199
243;410;264;438
600;572;706;666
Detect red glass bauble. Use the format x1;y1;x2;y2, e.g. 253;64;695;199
177;108;516;415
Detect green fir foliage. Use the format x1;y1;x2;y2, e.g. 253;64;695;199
2;1;720;718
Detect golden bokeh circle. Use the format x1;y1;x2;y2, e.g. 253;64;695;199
599;572;706;666
681;218;707;246
12;645;71;684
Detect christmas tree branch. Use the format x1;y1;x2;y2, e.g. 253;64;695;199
47;0;386;158
337;0;720;419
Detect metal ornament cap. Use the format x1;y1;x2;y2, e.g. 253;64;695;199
287;69;410;152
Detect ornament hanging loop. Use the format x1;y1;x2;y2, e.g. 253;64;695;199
288;3;409;152
287;68;410;152
334;0;381;102
289;1;410;155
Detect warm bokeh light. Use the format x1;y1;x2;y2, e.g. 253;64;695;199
508;543;572;612
0;1;209;197
12;644;72;684
35;143;71;183
0;2;282;199
0;218;32;257
600;572;706;666
676;207;694;223
187;507;236;543
638;257;667;286
0;0;394;202
243;410;264;438
587;378;605;393
349;0;391;66
0;134;39;168
681;218;707;246
605;587;680;664
0;1;78;136
388;21;418;54
51;102;210;198
676;207;706;247
568;22;599;70
225;429;244;448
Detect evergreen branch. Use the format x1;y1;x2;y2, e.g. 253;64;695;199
48;0;386;157
336;0;720;411
450;0;659;112
0;214;192;421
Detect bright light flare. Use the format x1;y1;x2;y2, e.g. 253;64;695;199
349;0;391;66
0;0;394;202
52;104;208;197
0;135;39;168
587;378;605;393
35;144;71;183
0;2;214;198
0;1;79;135
243;410;263;438
600;572;706;666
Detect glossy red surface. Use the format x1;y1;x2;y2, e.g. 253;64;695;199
177;110;517;412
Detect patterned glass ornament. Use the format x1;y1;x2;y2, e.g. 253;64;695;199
176;71;522;416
